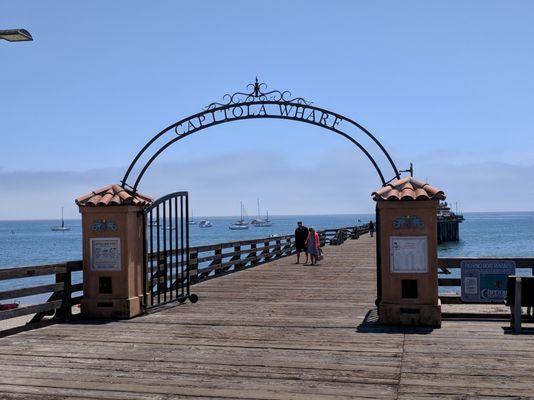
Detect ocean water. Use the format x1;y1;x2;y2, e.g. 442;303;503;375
439;212;534;257
0;214;373;304
1;212;533;303
0;214;374;269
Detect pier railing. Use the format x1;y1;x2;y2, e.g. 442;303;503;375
151;224;370;286
189;234;295;283
6;231;528;323
438;257;534;304
1;224;370;323
320;224;370;246
0;261;83;323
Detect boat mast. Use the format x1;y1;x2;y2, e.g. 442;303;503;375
61;207;64;228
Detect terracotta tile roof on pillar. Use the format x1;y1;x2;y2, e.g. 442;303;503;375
372;177;446;201
75;184;153;207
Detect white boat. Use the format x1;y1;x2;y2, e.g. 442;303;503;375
189;210;197;225
51;207;70;232
255;210;272;227
199;219;212;228
229;223;248;230
251;199;272;227
229;202;249;230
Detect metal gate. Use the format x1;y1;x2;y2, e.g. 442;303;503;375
143;191;197;309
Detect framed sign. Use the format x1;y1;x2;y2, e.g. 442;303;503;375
461;260;515;302
390;236;428;273
90;237;121;271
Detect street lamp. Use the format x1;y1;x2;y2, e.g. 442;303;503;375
0;29;33;42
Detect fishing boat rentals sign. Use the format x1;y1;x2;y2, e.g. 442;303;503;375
90;237;121;271
461;260;515;302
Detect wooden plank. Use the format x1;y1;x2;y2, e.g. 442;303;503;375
2;235;534;399
194;248;295;277
70;283;83;292
0;283;64;301
0;300;62;321
438;294;462;304
0;260;83;282
438;278;460;286
0;264;67;281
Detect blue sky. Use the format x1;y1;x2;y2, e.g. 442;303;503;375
1;1;533;219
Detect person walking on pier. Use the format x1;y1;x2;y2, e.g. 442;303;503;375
369;221;375;237
305;227;320;266
294;221;309;264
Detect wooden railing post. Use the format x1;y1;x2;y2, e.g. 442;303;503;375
274;239;281;258
284;237;293;256
55;262;73;322
213;245;223;275
189;249;199;283
250;243;258;266
261;241;271;262
232;245;242;271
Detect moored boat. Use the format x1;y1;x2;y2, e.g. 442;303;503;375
251;199;272;227
229;202;249;230
51;207;70;231
199;219;213;228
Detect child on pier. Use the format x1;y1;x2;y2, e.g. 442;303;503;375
305;227;320;266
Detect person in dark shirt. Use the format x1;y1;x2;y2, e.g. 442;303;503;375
369;221;375;237
294;221;309;264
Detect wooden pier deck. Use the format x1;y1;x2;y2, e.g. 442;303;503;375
1;235;533;399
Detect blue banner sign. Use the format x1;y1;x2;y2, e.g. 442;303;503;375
461;260;516;302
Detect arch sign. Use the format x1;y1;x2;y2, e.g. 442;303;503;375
121;79;401;192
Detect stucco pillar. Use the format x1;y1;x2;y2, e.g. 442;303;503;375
76;184;152;318
372;177;444;327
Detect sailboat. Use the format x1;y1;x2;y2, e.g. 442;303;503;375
189;210;197;225
229;202;249;230
255;210;272;227
251;199;272;227
51;207;70;231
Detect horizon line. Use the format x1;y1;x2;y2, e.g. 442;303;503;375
1;209;534;222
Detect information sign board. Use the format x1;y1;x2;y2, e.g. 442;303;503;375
90;237;121;271
460;260;515;302
390;236;428;273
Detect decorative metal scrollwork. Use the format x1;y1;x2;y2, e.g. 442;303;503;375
205;77;311;110
120;78;402;191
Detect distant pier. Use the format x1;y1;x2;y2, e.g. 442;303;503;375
437;201;464;244
437;214;463;243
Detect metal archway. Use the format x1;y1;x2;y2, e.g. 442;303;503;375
121;79;401;191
